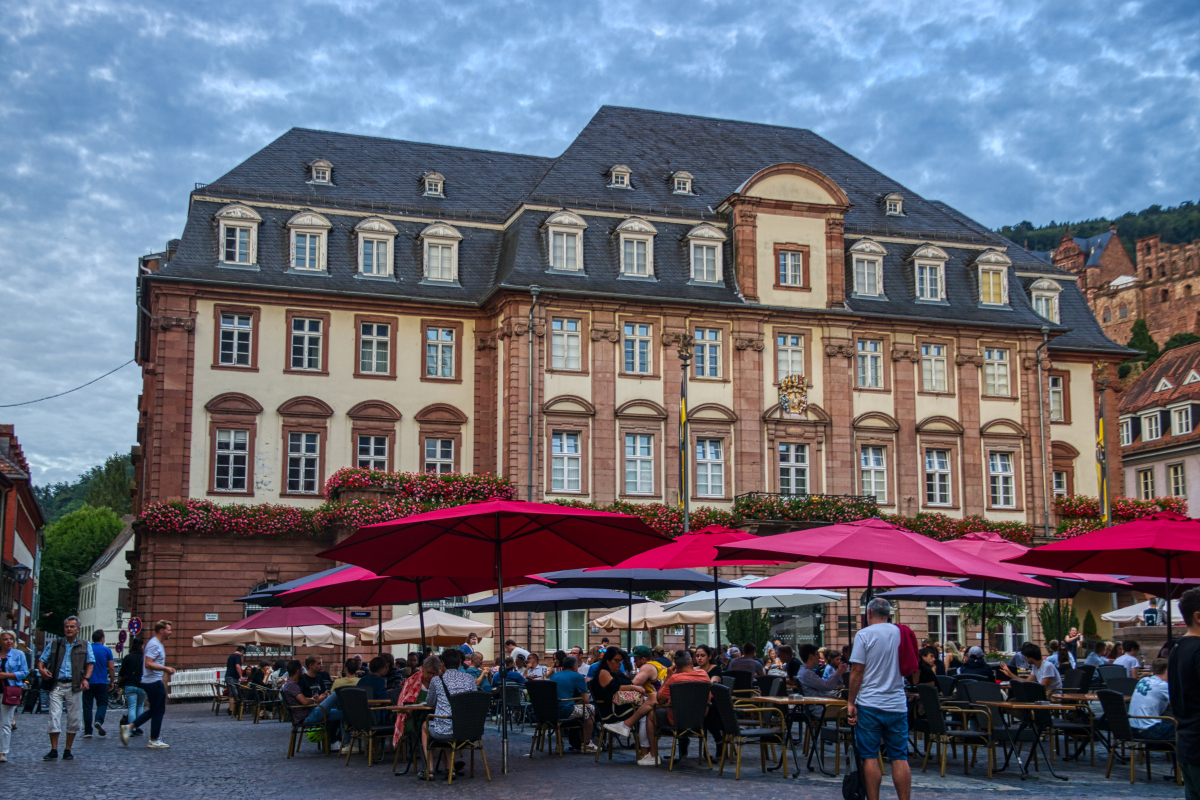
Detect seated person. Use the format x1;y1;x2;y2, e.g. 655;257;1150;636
593;647;658;766
421;650;479;778
298;655;332;697
915;646;939;686
332;658;362;691
1083;641;1110;668
795;643;845;698
357;656;391;700
958;646;995;679
651;645;671;670
464;652;491;692
1045;639;1076;669
821;648;842;680
549;655;597;753
1000;643;1062;693
727;643;766;678
281;660;330;725
493;657;526;687
655;649;713;759
778;645;803;685
247;661;269;687
1128;659;1173;740
631;646;665;692
1113;640;1141;677
523;652;548;680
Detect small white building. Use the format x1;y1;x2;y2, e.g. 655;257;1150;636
76;515;135;644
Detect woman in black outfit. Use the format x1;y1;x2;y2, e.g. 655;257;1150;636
695;644;723;679
591;647;658;766
118;638;145;736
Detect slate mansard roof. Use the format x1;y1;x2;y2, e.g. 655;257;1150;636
158;106;1126;355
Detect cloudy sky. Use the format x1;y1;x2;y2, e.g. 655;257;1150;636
2;0;1198;485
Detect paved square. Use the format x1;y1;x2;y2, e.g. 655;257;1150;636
2;702;1184;799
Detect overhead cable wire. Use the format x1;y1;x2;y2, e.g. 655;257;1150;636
0;359;135;408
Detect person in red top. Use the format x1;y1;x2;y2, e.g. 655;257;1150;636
655;649;714;761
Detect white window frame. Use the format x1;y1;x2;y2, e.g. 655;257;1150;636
423;172;445;197
425;326;456;379
860;445;887;503
551;431;582;493
777;333;804;382
920;343;947;393
778;250;805;287
551;318;582;371
622;322;652;374
1142;412;1162;441
218;312;253;367
1119;418;1132;446
419;222;462;283
983;348;1011;396
357;434;387;471
624;434;654;495
608;165;631;189
988;451;1016;508
849;239;887;297
424;438;455;474
975;249;1013;306
924;448;952;506
359;322;390;375
1170;463;1187;497
286;432;320;494
1138;468;1155;500
1052;470;1068;498
695;439;725;498
694;327;721;379
980;269;1007;305
214;428;249;492
308;159;333;185
543;211;588;273
353;217;398;277
884;193;904;216
616;218;657;278
779;443;808;496
286;211;331;272
915;261;945;301
1172;405;1193;436
692;243;719;282
1048;375;1065;422
215;204;261;266
686;223;725;284
857;339;883;389
672;171;693;195
290;317;323;371
1030;279;1063;323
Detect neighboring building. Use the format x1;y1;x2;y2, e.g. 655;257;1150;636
1118;340;1200;501
1050;227;1200;346
0;424;45;653
75;515;135;643
131;107;1129;666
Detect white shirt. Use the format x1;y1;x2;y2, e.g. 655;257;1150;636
850;622;906;713
1128;675;1170;729
1113;653;1140;677
142;637;166;684
508;647;530;663
1032;659;1062;693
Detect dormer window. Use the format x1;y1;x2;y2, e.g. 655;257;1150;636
308;159;333;185
542;211;588;273
910;244;948;302
215;203;262;267
686;223;726;284
884;192;904;216
608;164;632;189
849;239;887;298
672;171;693;195
420;222;462;284
615;217;657;278
1030;278;1063;323
423;172;445;197
286;211;332;272
974;248;1011;306
354;217;398;278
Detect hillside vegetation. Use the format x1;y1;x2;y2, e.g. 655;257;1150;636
999;199;1200;260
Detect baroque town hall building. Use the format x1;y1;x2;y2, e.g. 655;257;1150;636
131;107;1129;665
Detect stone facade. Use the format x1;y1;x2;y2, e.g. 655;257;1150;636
0;424;44;653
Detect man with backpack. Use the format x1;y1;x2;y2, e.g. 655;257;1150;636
36;615;95;760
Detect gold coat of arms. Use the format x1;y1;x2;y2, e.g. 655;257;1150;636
779;374;808;415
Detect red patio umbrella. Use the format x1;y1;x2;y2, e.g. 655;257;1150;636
1007;512;1200;640
750;563;957;645
595;524;787;645
317;499;670;771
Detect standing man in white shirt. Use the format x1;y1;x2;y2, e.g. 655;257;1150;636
1114;640;1141;677
505;639;530;664
121;620;175;749
847;597;910;800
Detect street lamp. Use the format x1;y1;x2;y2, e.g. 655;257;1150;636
676;334;694;534
12;563;30;649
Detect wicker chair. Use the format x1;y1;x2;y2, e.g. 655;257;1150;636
656;681;713;771
281;695;330;758
423;690;492;784
1097;689;1181;785
914;684;991;777
526;679;583;758
711;683;782;779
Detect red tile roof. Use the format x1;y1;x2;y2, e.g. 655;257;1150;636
1118;341;1200;414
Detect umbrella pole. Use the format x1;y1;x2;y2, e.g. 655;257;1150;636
940;600;945;648
845;587;851;648
1166;554;1174;643
377;605;383;656
495;522;509;774
713;567;722;648
555;601;561;653
342;606;347;667
981;581;988;655
627;586;634;650
417;581;427;653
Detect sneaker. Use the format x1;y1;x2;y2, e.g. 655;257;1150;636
95;723;106;737
43;749;58;761
637;753;658;766
119;725;130;746
582;742;598;753
62;750;74;760
131;729;144;737
0;753;8;762
81;733;92;739
602;721;631;738
148;739;169;749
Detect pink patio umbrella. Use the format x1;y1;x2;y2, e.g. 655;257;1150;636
593;524;787;646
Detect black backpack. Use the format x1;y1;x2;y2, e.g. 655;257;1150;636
842;738;866;800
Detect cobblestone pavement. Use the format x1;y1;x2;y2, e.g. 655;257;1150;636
1;703;1185;800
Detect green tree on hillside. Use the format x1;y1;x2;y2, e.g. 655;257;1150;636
33;452;133;526
1161;332;1200;355
1127;320;1159;362
998;198;1200;260
38;505;125;635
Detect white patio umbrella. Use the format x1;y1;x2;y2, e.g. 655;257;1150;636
357;608;493;647
1101;599;1182;624
192;624;353;648
592;602;714;631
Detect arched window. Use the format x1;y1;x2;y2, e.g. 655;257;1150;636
1161;289;1170;303
1103;308;1112;322
1118;304;1128;319
1186;285;1194;298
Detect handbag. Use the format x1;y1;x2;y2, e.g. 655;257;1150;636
613;688;642;706
842;737;866;800
2;656;21;706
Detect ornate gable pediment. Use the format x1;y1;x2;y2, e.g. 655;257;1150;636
685;223;727;242
852;411;900;432
849;238;887;256
1030;278;1063;293
215;203;262;222
973;248;1012;266
909;243;949;261
980;418;1027;438
543;210;588;229
420;221;462;241
286;210;332;229
615;217;658;235
354;216;398;235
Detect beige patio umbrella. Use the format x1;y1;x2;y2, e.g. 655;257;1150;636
592;602;714;631
192;624;354;648
357;608;493;647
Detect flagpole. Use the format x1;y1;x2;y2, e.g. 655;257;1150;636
678;335;693;534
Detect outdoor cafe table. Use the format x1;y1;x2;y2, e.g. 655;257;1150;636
975;700;1077;781
755;696;846;777
374;703;431;776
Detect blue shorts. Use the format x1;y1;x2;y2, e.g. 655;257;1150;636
854;705;908;761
